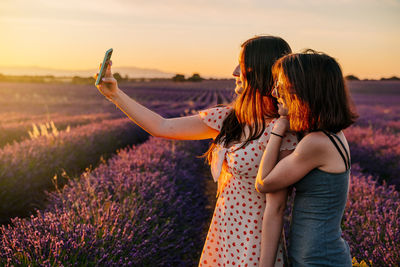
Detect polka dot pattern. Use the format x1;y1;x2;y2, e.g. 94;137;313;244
199;106;232;131
198;107;296;266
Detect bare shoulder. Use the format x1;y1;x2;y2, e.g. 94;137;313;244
295;132;328;155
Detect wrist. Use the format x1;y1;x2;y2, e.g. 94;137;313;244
109;88;122;103
272;118;289;135
271;132;284;138
271;125;286;136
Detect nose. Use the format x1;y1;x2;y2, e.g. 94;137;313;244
232;65;240;77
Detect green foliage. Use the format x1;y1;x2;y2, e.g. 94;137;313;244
380;76;400;81
72;76;96;84
187;73;204;82
113;72;123;82
345;75;360;81
172;74;185;82
172;73;204;82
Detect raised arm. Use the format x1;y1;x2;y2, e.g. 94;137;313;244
95;61;219;140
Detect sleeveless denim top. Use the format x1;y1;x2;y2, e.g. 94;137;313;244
288;131;352;267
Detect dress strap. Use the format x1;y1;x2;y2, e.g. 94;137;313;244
330;132;351;168
321;130;350;170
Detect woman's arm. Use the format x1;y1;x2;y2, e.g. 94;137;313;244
256;133;326;193
111;89;218;140
259;188;287;267
96;62;219;140
255;116;290;194
258;143;292;267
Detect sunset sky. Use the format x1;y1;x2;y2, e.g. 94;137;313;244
1;0;399;79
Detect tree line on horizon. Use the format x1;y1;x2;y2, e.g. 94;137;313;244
0;72;399;84
345;74;400;81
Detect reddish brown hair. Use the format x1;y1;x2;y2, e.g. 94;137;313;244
272;50;358;133
204;36;292;163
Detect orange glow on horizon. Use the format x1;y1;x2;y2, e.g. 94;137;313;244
1;0;399;79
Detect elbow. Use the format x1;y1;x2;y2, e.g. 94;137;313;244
255;181;267;194
255;179;275;194
255;176;272;194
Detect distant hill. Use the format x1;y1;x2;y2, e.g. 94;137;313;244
0;66;174;79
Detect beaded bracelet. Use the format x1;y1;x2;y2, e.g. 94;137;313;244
271;132;284;138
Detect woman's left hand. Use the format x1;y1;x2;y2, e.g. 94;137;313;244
277;103;288;117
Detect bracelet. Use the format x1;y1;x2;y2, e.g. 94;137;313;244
271;132;284;138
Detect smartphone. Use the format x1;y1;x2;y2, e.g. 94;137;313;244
95;48;113;86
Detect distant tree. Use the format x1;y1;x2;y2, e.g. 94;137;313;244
72;76;95;84
187;73;204;82
113;72;123;82
380;76;400;81
172;74;185;82
345;75;360;81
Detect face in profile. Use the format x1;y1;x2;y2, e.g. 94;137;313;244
232;48;246;95
271;77;289;116
233;64;244;95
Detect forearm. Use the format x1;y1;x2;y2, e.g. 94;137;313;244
111;88;166;136
259;190;287;267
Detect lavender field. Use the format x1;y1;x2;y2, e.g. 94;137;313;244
0;80;399;266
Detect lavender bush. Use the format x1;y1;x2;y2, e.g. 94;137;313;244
0;80;233;224
0;113;116;147
0;137;210;266
0;118;147;224
0;81;233;147
342;165;400;266
354;104;400;131
344;126;400;187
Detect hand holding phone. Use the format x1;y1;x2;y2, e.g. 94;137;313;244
95;48;113;86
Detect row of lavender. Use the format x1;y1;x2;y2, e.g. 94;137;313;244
0;113;116;148
0;84;233;148
342;165;399;266
0;83;233;224
345;126;400;187
0;100;196;224
345;82;400;189
0;118;147;224
0;137;211;266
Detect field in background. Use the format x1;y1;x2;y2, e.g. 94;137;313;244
0;80;399;266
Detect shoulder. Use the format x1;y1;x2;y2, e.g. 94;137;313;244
199;105;232;131
199;105;232;117
294;132;329;158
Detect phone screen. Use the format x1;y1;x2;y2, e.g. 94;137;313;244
95;48;113;86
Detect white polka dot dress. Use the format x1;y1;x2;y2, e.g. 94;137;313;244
198;106;297;267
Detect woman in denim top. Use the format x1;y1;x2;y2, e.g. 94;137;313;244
256;50;358;267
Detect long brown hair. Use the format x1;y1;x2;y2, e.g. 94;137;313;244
204;36;292;163
272;50;358;133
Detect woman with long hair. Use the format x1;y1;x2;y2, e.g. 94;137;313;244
95;36;297;266
256;51;357;266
